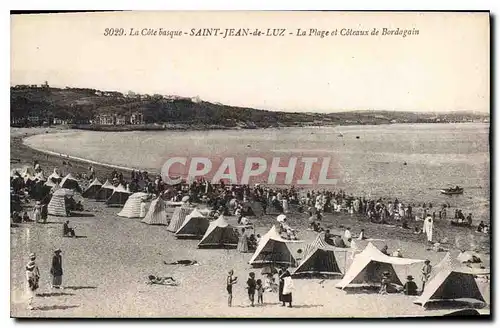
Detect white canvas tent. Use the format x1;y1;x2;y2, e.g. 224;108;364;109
175;208;210;239
34;171;47;181
248;225;303;267
48;188;74;216
292;233;351;277
59;173;80;191
82;178;102;198
142;196;169;225
47;168;62;183
336;243;424;289
198;215;239;248
167;206;194;232
106;184;132;206
44;179;57;188
117;192;149;218
95;180;114;201
414;267;487;307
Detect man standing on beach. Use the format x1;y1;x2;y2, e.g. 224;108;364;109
50;249;63;289
421;259;432;292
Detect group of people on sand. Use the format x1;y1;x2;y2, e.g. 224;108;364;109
24;249;65;310
378;259;432;296
226;267;294;308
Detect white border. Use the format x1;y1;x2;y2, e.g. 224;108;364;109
2;1;497;327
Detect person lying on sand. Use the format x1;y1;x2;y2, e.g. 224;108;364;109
163;260;200;266
146;275;178;285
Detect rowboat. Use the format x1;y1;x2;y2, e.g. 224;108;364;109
440;187;464;195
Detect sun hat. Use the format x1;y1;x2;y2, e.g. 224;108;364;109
407;275;414;280
54;248;62;253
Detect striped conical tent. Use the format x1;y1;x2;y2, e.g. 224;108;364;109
175;208;210;239
95;180;114;201
48;188;74;216
82;178;103;198
292;233;350;277
60;173;80;191
117;192;148;218
106;183;132;206
167;205;194;232
142;196;169;225
198;215;239;248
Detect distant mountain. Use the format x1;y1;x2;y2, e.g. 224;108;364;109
10;85;489;127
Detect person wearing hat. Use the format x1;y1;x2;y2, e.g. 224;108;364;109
403;275;418;296
421;259;432;291
50;249;64;289
25;253;40;310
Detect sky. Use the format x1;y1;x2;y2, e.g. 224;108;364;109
11;11;490;113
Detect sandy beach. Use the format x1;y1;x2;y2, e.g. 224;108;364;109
10;127;490;318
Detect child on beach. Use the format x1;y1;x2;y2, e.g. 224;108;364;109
246;272;256;307
226;270;238;307
256;279;264;305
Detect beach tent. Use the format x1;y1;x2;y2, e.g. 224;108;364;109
142;196;169;225
175;208;210;239
198;215;239;248
335;243;424;289
414;268;487;307
248;225;302;267
167;206;194;232
48;188;74;216
11;168;22;178
82;178;103;198
106;183;132;206
292;233;350;277
48;168;62;183
95;180;115;201
117;192;149;218
59;173;80;191
34;171;47;181
44;179;57;188
21;166;35;178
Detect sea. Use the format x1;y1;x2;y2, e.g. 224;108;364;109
24;123;490;222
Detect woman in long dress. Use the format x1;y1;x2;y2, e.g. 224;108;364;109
280;269;293;307
237;228;249;253
278;269;284;304
32;202;42;223
25;253;40;310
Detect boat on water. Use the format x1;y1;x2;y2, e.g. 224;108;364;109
440;187;464;195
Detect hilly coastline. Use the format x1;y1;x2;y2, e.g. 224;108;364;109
10;85;489;130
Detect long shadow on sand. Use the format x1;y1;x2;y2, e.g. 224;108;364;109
423;300;487;311
36;292;75;297
63;286;97;290
32;305;79;311
70;213;95;218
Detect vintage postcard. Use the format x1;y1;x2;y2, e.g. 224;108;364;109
10;11;490;318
